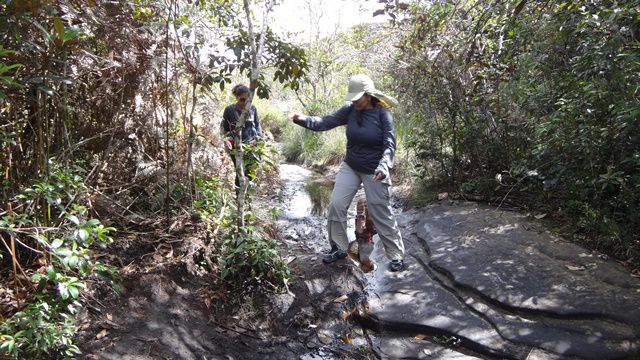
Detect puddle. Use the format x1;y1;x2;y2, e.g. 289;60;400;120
279;162;334;218
277;162;359;251
279;163;314;219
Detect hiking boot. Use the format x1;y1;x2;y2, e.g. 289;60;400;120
323;242;339;254
322;250;347;264
389;259;405;272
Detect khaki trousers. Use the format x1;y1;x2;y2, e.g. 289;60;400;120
327;162;405;261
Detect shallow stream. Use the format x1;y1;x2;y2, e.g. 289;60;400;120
277;162;359;252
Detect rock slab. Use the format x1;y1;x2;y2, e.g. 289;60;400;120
362;202;640;359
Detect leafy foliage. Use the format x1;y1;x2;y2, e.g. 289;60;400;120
194;176;234;221
0;298;81;358
217;230;289;291
237;139;277;182
217;28;309;98
0;163;118;359
1;0;306;355
389;0;640;263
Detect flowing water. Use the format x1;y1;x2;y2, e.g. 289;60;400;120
277;162;359;252
279;163;315;220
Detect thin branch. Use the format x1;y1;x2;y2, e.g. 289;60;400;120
60;128;116;156
294;89;308;110
0;237;36;290
10;236;45;254
1;226;59;234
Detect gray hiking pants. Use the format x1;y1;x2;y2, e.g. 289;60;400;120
327;162;405;261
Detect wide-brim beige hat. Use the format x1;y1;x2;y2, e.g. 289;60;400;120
344;74;398;108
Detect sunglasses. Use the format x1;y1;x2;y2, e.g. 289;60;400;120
237;97;249;102
352;94;368;103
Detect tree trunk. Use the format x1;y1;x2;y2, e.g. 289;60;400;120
232;0;273;231
187;73;197;202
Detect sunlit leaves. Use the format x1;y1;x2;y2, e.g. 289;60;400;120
57;277;84;300
50;238;64;249
222;28;309;96
1;162;118;358
53;17;65;41
391;0;639;259
0;298;82;359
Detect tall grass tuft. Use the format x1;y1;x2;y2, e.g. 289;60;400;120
280;119;346;167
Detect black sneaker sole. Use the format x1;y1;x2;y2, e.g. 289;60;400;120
322;252;347;264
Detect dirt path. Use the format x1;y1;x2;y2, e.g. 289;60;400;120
77;163;379;359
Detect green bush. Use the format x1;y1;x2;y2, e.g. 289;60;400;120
194;176;234;225
194;164;289;298
0;298;81;358
217;231;289;293
391;0;640;264
0;163;118;359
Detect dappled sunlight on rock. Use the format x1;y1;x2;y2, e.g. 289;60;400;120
481;224;519;235
425;315;455;328
518;328;533;336
360;201;640;359
304;278;331;296
542;340;572;354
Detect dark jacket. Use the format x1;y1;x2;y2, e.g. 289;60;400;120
294;105;395;177
221;104;262;143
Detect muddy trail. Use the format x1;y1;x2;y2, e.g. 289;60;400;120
78;161;640;359
77;162;390;359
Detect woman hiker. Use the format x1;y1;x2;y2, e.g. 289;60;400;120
221;84;263;192
290;74;406;272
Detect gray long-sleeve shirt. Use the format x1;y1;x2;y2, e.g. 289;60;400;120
294;105;396;176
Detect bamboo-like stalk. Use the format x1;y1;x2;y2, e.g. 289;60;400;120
11;231;18;285
0;237;34;292
187;73;197;202
164;0;174;218
7;203;22;288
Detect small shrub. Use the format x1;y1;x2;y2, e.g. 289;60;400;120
0;163;118;359
306;178;333;216
194;176;234;220
217;231;289;294
194;171;289;300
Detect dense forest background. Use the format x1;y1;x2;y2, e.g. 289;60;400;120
0;0;638;357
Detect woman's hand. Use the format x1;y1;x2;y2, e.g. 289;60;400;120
289;112;303;121
372;171;386;181
224;139;234;151
373;164;389;181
